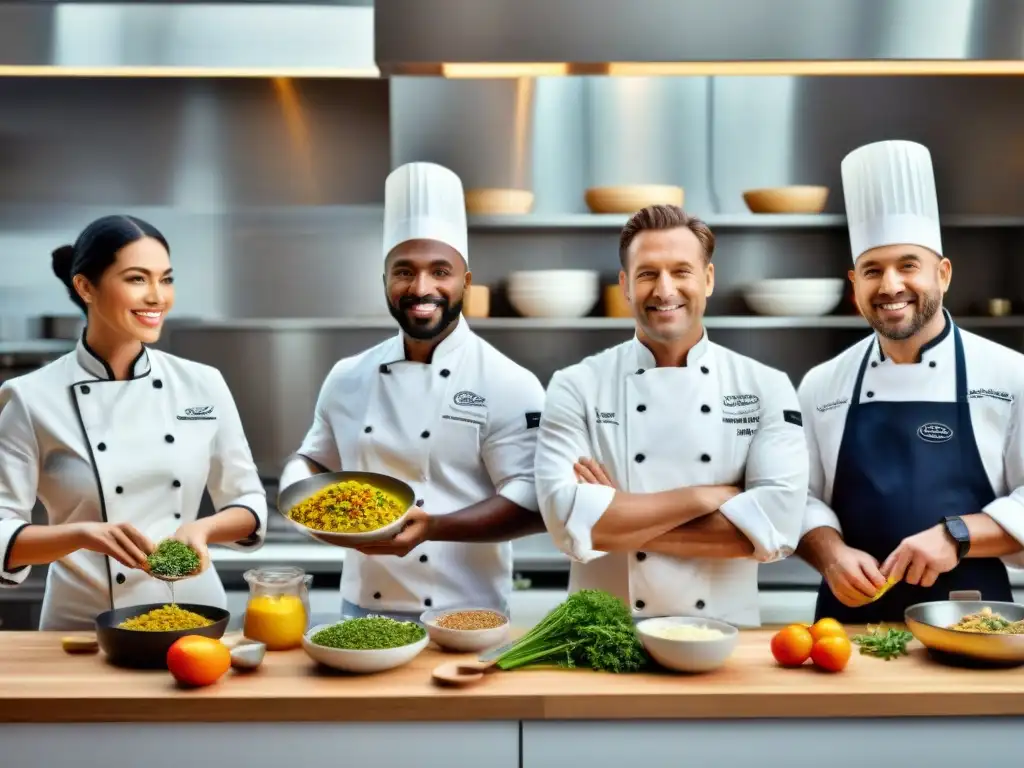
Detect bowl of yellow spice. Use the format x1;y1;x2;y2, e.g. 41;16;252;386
277;471;416;547
94;603;230;669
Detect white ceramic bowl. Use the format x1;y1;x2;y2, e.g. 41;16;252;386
636;616;739;673
302;622;429;674
743;278;844;317
507;269;600;288
420;607;511;653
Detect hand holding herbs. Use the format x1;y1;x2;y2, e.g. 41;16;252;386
852;625;914;660
146;539;202;579
494;589;649;673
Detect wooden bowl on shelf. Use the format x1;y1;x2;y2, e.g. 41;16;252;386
585;185;684;214
742;186;829;214
604;284;632;318
464;188;534;215
464;285;490;318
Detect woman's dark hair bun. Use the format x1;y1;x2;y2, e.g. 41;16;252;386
51;245;77;286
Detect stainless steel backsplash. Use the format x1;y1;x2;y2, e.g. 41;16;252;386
2;73;1024;472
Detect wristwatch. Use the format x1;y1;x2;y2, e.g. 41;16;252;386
941;515;971;562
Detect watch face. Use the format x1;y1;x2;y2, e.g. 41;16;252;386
947;517;969;541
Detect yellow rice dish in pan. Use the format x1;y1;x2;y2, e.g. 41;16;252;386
948;606;1024;634
288;480;406;534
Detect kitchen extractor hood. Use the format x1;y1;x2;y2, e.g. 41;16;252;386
375;0;1024;77
0;2;378;77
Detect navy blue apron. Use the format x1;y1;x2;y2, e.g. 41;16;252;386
814;325;1012;623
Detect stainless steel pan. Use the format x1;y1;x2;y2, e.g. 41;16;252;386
276;470;415;547
904;590;1024;666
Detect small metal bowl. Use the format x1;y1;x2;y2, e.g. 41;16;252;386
276;471;415;547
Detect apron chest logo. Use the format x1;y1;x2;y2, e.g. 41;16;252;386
177;406;216;421
917;422;953;443
453;390;486;407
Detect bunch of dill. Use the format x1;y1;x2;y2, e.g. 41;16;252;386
494;589;649;673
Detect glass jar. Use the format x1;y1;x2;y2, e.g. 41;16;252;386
242;566;312;651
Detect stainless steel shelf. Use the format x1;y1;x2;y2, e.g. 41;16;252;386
171;315;1024;332
468;213;1024;231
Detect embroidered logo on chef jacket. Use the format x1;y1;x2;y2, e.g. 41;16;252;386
917;422;954;443
595;408;619;425
816;398;848;413
453;390;486;407
176;406;216;421
722;393;760;416
968;388;1014;403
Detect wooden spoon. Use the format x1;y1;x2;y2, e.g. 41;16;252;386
431;658;499;687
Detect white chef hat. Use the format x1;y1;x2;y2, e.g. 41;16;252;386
382;161;468;264
841;139;943;263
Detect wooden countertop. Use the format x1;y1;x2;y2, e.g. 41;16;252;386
1;629;1023;723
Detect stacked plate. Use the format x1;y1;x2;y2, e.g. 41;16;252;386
743;278;845;317
507;270;600;318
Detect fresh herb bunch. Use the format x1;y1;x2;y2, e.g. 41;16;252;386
495;589;649;673
852;625;914;660
146;539;201;577
311;617;426;650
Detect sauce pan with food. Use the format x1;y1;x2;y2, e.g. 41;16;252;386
276;471;415;547
94;603;230;669
904;590;1024;666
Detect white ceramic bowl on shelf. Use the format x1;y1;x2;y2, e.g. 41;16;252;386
506;269;600;318
302;623;429;674
635;616;739;673
742;278;844;317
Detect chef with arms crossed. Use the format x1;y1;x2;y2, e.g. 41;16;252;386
796;140;1024;623
279;162;546;621
0;215;267;630
533;204;809;626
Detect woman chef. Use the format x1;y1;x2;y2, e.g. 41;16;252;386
0;215;267;630
796;141;1024;623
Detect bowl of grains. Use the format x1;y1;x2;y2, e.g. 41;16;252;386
420;607;511;653
94;603;230;669
302;616;429;674
276;471;416;547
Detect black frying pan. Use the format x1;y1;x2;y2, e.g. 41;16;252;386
94;602;230;669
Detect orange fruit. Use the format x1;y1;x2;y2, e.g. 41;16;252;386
166;635;231;687
770;624;814;667
809;617;847;642
811;635;852;672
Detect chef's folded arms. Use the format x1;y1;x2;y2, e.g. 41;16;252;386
533;362;808;565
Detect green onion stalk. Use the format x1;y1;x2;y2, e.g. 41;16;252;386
494;589;649;673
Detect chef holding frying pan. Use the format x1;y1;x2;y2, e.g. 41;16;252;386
0;214;267;630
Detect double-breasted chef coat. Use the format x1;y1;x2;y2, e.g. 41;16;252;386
294;316;546;617
0;334;268;630
800;310;1024;622
533;330;809;628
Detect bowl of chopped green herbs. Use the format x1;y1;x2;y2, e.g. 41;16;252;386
145;539;202;582
302;617;429;673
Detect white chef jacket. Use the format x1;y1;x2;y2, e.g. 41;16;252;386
534;330;809;627
293;317;545;615
798;315;1024;568
0;336;268;630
